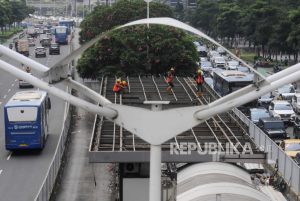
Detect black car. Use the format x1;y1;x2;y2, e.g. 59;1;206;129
258;117;287;143
250;108;270;124
49;43;60;55
40;38;51;47
294;117;300;139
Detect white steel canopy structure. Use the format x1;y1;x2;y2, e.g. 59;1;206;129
1;17;300;201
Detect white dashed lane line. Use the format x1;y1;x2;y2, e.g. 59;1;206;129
7;153;12;161
7;89;11;93
15;79;17;82
3;95;7;99
11;83;14;87
0;170;2;175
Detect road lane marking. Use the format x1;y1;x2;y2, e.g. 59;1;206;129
7;89;11;93
7;153;12;160
3;95;7;99
15;79;18;82
0;170;2;175
11;83;14;87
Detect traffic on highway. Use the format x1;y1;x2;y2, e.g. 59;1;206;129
0;17;73;201
196;41;300;165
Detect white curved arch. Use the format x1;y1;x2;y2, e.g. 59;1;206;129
177;182;271;201
178;162;251;184
116;17;265;80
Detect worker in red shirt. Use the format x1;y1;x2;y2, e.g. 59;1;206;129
113;79;122;94
166;67;175;94
194;69;204;96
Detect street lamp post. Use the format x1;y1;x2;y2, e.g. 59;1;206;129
144;0;152;72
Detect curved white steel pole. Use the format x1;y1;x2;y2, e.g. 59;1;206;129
116;17;266;81
64;78;112;105
0;45;49;73
0;60;117;119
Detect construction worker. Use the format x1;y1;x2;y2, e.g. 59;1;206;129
166;67;175;94
120;80;128;94
113;79;122;94
194;69;204;96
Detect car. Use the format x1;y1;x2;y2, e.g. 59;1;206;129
250;108;270;124
279;139;300;158
275;84;296;101
19;68;33;88
200;61;213;75
40;38;51;47
208;50;220;62
49;43;60;55
258;117;287;143
268;100;296;123
35;47;46;57
226;60;239;70
197;46;207;57
213;56;226;68
292;94;300;114
217;47;226;55
258;92;274;108
28;37;35;47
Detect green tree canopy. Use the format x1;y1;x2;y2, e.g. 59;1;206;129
79;0;173;43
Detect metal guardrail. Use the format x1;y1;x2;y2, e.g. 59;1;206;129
232;108;300;196
34;100;72;201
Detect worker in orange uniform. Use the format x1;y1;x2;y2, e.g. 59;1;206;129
194;69;204;96
166;67;175;94
120;80;128;94
113;79;122;94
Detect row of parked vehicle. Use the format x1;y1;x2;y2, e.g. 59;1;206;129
196;41;300;164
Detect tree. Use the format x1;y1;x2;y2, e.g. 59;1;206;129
77;25;199;78
79;0;173;43
189;0;219;36
216;3;241;46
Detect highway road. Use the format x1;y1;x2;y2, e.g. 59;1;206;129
0;33;73;201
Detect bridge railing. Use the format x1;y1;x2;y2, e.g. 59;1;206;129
232;107;300;196
34;99;72;201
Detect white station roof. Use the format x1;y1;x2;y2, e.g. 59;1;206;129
177;162;272;201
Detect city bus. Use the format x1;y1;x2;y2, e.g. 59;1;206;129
54;26;69;45
59;20;74;31
4;91;51;150
213;69;253;96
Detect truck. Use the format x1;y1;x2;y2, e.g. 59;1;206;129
27;27;37;38
17;39;29;57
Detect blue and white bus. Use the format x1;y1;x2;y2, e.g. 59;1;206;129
213;69;253;96
54;26;69;45
4;91;51;150
59;20;74;31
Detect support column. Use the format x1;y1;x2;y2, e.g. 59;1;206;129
149;144;161;201
144;101;169;201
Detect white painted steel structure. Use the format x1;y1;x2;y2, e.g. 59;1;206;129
1;17;300;200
